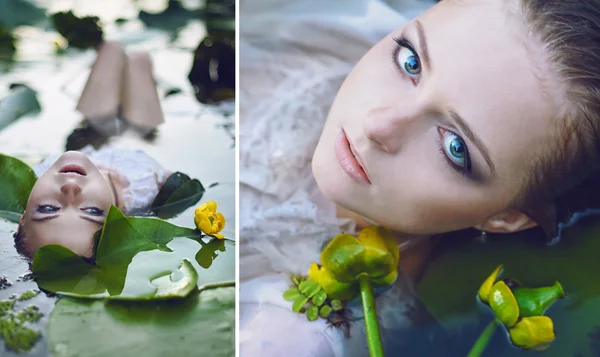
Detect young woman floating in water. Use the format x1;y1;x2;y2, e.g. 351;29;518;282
239;0;600;355
13;41;175;259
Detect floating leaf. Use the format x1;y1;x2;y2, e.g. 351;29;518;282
46;286;235;357
319;305;332;319
283;288;301;301
51;11;103;49
312;290;327;307
331;300;343;311
298;279;321;298
292;296;309;313
0;153;37;216
307;305;319;321
0;85;41;131
32;206;204;299
151;172;205;219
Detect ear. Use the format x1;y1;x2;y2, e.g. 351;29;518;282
479;210;538;233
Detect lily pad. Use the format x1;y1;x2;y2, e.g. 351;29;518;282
0;0;46;32
0;153;36;217
32;206;205;299
0;86;41;133
46;286;235;357
151;172;205;219
415;220;600;356
51;11;103;49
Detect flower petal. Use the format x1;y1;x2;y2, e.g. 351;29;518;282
197;201;217;214
478;264;503;303
489;281;519;328
509;316;555;350
194;212;212;234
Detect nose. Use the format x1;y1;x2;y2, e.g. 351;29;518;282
60;180;82;199
363;102;424;154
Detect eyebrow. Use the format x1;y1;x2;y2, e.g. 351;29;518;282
415;20;431;72
31;215;104;225
448;109;496;175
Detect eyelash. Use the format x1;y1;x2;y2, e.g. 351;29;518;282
35;205;105;216
437;128;473;177
391;36;421;84
36;204;59;213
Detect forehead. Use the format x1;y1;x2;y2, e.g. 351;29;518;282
421;0;563;179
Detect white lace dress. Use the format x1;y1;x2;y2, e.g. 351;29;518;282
33;146;171;214
239;1;435;356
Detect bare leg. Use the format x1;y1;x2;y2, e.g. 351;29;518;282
120;52;165;135
76;41;126;121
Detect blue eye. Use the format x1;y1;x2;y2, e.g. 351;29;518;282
36;205;59;213
82;207;104;216
397;47;421;75
442;130;470;170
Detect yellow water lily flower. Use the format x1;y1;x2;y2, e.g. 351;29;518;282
509;316;555;350
308;226;399;301
489;281;519;328
478;264;503;303
194;201;226;239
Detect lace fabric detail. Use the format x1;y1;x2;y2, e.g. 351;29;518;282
238;1;436;355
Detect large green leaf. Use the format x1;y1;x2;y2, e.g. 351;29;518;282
46;286;235;357
0;153;37;214
0;86;42;131
415;218;600;356
31;206;208;299
151;172;205;219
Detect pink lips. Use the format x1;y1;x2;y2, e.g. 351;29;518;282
335;129;371;185
59;164;87;176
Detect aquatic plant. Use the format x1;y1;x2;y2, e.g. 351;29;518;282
194;200;226;239
468;265;565;356
285;226;399;357
0;298;43;352
283;276;344;322
51;11;103;49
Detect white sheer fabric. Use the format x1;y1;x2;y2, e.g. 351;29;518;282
33;146;170;214
239;1;435;356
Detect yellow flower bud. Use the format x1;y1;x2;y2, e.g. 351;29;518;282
509;316;555;350
194;201;226;239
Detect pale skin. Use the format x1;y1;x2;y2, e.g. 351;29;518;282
312;0;565;277
21;151;119;259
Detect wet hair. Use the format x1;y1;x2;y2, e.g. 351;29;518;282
511;0;600;238
13;223;32;258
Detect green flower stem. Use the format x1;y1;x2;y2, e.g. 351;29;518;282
358;274;384;357
467;319;499;357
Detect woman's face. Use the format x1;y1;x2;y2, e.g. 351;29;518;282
313;0;563;234
22;151;115;258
